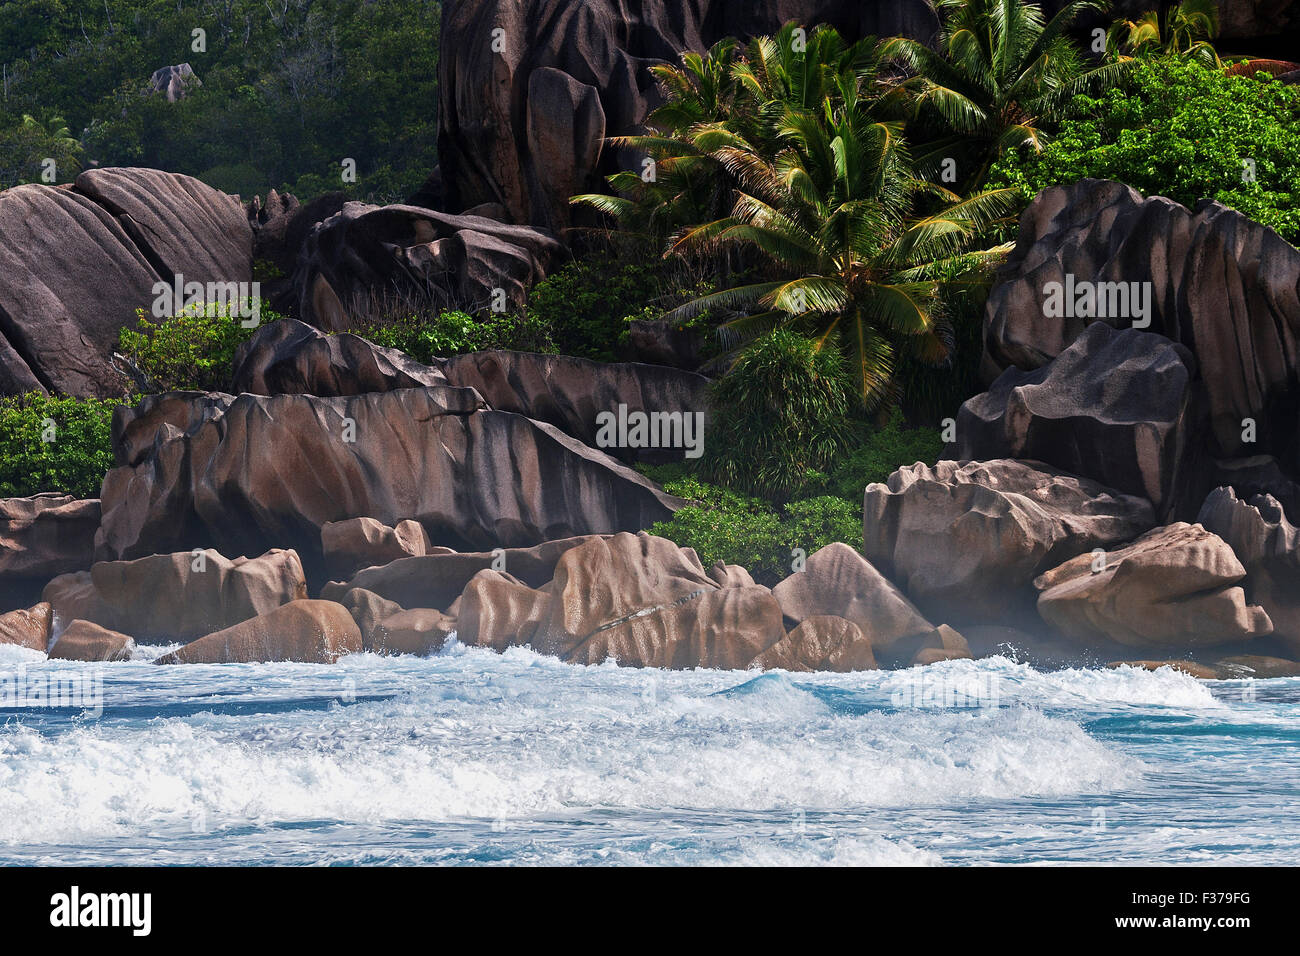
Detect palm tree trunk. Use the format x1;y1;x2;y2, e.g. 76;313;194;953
1158;0;1174;47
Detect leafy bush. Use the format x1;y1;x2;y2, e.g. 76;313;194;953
524;254;716;362
648;476;860;585
117;304;282;393
990;57;1300;244
353;309;557;364
702;330;854;500
826;414;945;502
0;393;124;499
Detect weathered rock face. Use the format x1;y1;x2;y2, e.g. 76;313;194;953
753;615;877;672
565;584;786;669
983;180;1300;467
0;169;253;397
96;388;682;583
231;319;448;396
909;624;974;667
291;202;564;330
708;561;756;589
370;607;458;656
439;350;711;463
229;319;711;463
0;495;100;584
1198;487;1300;654
455;568;554;653
154;599;362;664
863;460;1156;623
0;602;51;652
769;542;933;659
0;186;155;395
455;532;788;667
148;63;201;101
49;620;134;662
1205;456;1300;523
43;548;306;644
74;168;251;288
530;532;719;657
1035;523;1274;649
336;586;406;651
436;0;943;229
110;391;236;468
322;535;607;611
226;321;444;395
249;190;346;314
321;517;434;580
953;322;1201;518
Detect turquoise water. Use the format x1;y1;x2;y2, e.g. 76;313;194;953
1;641;1297;865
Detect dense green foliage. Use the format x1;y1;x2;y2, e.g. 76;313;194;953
523;254;719;363
824;414;944;502
880;0;1127;187
701;330;854;500
354;310;557;364
647;476;861;585
990;57;1300;243
0;0;440;199
1106;0;1220;67
578;22;1017;408
118;304;283;392
0;393;125;498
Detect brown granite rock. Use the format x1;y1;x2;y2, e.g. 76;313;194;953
96;389;681;583
863;459;1155;624
0;602;51;652
43;548;306;643
48;620;134;662
155;599;362;664
370;608;457;656
322;517;433;579
752;615;877;672
770;542;933;655
1036;523;1273;649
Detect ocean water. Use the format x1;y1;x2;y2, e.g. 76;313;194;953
1;639;1297;866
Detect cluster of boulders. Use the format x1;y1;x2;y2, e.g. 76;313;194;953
894;179;1300;676
0;168;252;396
5;174;1300;678
1;519;980;669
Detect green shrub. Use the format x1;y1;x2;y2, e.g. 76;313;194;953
0;393;124;499
118;303;282;393
989;57;1300;244
525;254;718;362
702;330;854;500
353;309;557;364
648;476;861;585
892;280;988;425
826;414;945;502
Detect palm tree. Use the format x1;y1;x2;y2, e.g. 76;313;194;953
663;68;1017;408
1106;0;1220;67
880;0;1127;187
573;25;887;247
572;38;745;247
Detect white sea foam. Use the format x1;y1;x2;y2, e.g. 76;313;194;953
0;648;1144;847
1;647;1294;863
